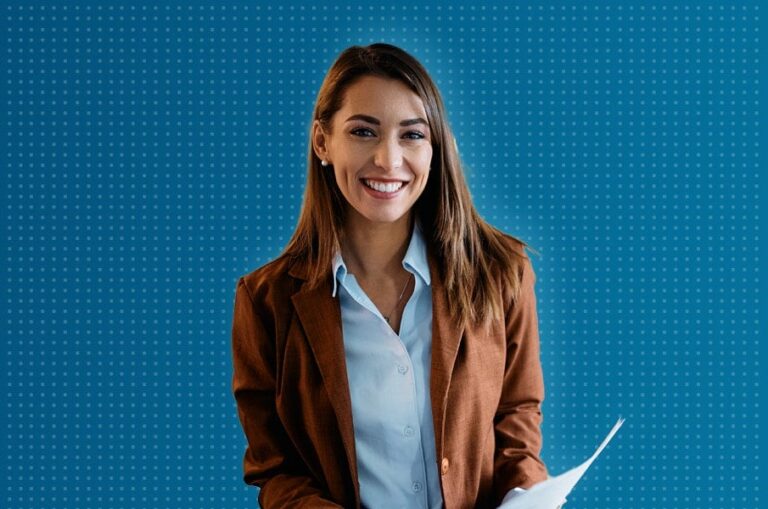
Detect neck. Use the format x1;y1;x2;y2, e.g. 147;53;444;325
341;211;414;281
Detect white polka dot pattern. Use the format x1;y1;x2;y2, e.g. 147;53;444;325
2;3;760;509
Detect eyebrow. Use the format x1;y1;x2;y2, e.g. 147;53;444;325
345;114;429;128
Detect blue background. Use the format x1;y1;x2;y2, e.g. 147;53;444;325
2;1;764;508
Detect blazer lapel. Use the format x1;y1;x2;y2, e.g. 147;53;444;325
289;272;360;504
287;247;465;498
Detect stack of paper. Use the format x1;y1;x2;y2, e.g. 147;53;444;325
498;417;626;509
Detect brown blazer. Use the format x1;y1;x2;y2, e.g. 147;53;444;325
230;236;549;508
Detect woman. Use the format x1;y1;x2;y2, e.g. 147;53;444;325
231;43;552;509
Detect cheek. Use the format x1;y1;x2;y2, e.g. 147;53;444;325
420;149;433;172
331;169;353;193
417;158;432;180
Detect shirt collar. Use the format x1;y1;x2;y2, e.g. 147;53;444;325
331;218;431;297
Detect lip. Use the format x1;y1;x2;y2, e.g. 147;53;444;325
360;179;408;200
359;177;410;184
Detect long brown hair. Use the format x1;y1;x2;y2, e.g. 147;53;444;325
280;42;538;332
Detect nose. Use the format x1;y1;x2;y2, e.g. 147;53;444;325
373;136;403;171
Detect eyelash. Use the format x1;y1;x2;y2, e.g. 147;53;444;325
350;127;426;140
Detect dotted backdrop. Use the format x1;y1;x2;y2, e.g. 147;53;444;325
1;1;763;508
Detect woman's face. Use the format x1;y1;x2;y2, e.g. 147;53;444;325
313;75;433;228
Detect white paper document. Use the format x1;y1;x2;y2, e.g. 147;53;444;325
498;417;626;509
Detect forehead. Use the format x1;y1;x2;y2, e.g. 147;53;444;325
338;75;427;120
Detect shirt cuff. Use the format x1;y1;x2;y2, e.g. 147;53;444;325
501;487;528;504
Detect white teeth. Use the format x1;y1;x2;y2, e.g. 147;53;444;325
363;179;404;193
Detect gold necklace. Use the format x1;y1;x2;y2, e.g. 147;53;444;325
384;272;412;324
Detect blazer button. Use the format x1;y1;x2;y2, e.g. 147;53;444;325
441;457;450;475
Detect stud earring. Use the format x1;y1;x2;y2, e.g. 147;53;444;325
321;159;329;166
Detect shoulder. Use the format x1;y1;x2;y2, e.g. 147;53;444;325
492;230;537;306
496;231;535;279
235;253;301;306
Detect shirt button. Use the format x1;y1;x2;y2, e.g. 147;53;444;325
403;425;415;437
397;364;408;374
441;457;450;475
412;481;423;492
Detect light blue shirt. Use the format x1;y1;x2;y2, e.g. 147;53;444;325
331;218;443;509
332;219;527;508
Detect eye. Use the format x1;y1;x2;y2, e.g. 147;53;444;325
350;127;375;138
350;128;426;140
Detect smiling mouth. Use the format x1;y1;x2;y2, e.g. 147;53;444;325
360;178;409;193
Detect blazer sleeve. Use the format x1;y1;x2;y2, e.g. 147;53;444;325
231;277;343;508
492;254;550;504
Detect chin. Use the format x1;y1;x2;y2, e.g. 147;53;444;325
355;207;411;225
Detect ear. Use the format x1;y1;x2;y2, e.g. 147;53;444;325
312;120;331;163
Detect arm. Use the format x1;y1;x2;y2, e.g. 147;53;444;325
231;277;343;508
492;254;550;505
